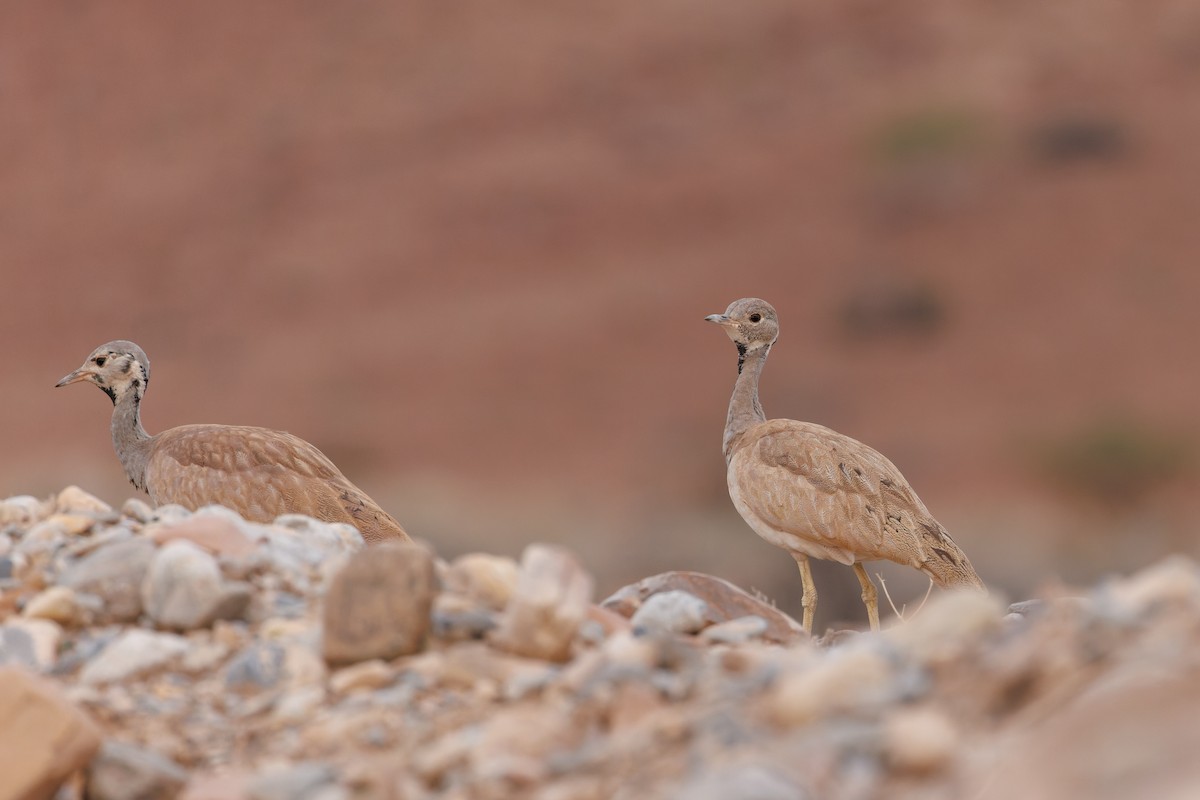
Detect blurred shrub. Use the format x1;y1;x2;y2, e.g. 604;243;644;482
1029;115;1129;164
838;278;947;340
870;106;983;165
1036;417;1192;507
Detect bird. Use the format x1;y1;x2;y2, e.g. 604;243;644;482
705;298;982;633
56;340;411;545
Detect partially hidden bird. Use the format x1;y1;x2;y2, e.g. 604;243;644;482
705;298;983;632
56;340;410;544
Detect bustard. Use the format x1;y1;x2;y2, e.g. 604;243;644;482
705;298;982;632
57;340;410;544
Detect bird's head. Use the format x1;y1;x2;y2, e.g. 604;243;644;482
56;340;151;405
705;298;780;354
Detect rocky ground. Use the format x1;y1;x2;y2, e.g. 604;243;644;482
1;488;1198;800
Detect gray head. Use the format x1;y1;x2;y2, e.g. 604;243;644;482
705;298;780;353
56;340;151;405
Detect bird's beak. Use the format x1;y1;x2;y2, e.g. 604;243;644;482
705;314;732;326
55;366;92;388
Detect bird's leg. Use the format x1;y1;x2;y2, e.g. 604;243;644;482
793;553;817;634
853;562;880;632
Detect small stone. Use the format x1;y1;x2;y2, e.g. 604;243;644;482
121;497;156;523
886;589;1005;664
86;740;189;800
143;540;227;630
0;620;62;671
444;553;520;611
149;514;261;559
0;666;103;800
1108;556;1200;615
0;495;50;527
671;763;808;800
329;660;396;694
631;590;710;636
431;593;498;641
225;642;286;694
44;512;99;537
883;706;958;774
80;629;189;685
182;641;231;673
490;544;594;663
60;537;157;623
23;586;90;627
322;543;436;666
273;685;327;723
246;762;339;800
770;645;894;726
700;615;770;644
56;485;113;515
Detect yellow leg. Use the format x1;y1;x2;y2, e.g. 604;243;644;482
853;563;880;632
793;554;818;634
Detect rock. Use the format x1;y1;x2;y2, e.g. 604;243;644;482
121;497;156;523
23;586;91;627
671;763;808;800
0;619;61;671
630;590;710;636
431;593;498;641
148;514;261;559
603;571;806;645
80;629;189;685
143;540;229;630
321;543;436;666
883;706;958;774
56;485;113;516
246;762;340;800
700;615;770;645
444;553;520;611
0;495;49;528
490;544;594;663
329;660;395;694
224;642;287;694
0;665;103;800
1106;556;1200;616
886;589;1005;663
59;537;157;623
86;740;189;800
769;644;895;726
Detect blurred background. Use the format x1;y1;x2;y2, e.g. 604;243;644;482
4;1;1198;629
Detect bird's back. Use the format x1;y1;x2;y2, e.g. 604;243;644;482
145;424;410;544
727;419;981;588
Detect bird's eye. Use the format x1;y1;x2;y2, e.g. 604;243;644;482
93;356;107;367
749;313;762;323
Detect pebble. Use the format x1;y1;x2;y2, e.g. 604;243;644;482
770;645;894;726
59;537;157;623
121;497;156;523
246;762;341;800
143;540;228;630
0;619;62;671
86;740;189;800
883;706;958;774
56;485;113;515
80;629;189;685
444;553;520;611
631;590;711;636
322;543;437;666
0;494;49;528
149;513;261;559
23;585;91;627
886;589;1005;664
490;544;594;663
700;614;769;645
225;641;287;694
329;660;396;694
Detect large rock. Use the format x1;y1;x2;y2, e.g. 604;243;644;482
59;537;157;623
0;665;102;800
490;544;594;662
86;741;188;800
602;571;806;645
322;543;437;666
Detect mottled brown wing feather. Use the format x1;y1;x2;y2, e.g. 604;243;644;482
145;425;410;544
731;420;981;587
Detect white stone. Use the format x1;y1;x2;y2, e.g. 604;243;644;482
80;629;188;685
142;539;225;630
23;586;89;627
56;486;112;516
631;590;711;635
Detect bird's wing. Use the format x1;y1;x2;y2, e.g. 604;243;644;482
145;425;409;542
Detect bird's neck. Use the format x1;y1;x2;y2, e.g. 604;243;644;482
110;388;153;491
723;344;769;463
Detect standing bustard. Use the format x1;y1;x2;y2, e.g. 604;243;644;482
57;340;410;544
705;299;982;632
